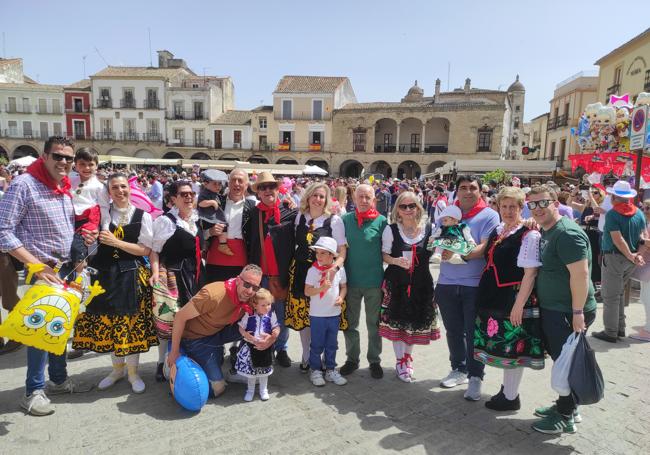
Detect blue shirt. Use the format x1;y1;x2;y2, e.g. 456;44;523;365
437;206;500;287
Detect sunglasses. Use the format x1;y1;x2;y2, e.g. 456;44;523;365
257;183;277;191
50;152;74;163
526;199;552;210
240;277;260;292
177;191;195;199
398;203;417;210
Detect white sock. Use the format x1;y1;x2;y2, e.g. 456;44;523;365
404;343;413;355
126;353;139;367
157;340;167;364
503;368;524;400
300;328;311;364
258;376;268;392
392;341;405;360
247;377;256;393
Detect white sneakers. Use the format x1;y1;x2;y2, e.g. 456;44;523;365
396;358;412;383
324;369;348;386
463;377;483;401
310;370;326;386
431;253;466;265
21;389;53;416
244;389;255;402
259;388;270;401
440;369;469;388
98;367;126;391
46;377;92;395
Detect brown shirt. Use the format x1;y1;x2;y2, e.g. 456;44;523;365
182;282;243;340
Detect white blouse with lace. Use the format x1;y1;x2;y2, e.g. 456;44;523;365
108;205;153;248
381;222;429;254
494;223;542;268
151;207;199;253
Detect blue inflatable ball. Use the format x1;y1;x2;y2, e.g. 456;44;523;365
169;356;209;411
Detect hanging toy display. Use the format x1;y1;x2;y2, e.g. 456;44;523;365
0;263;105;355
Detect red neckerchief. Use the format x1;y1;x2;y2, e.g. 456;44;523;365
225;278;253;324
355;208;379;228
612;200;638;216
25;157;71;197
455;198;487;220
434;194;448;206
311;261;332;298
257;199;281;224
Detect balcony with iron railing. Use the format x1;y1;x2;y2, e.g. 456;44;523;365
36;106;63;115
399;143;422;153
66;106;90;113
424;144;449;153
555;114;568;128
166;138;212;148
274;111;331;121
375;144;397;153
144;99;160;109
166;110;206;121
120;98;136;109
547;117;557;130
606;83;621;98
271;142;329;152
96;99;113;109
4;104;32;114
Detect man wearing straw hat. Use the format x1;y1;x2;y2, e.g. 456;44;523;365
592;180;646;343
243;171;297;367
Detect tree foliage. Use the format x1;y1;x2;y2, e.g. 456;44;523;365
482;168;511;184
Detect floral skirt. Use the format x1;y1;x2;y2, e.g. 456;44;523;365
473;294;545;370
284;259;348;331
378;279;440;345
73;265;158;356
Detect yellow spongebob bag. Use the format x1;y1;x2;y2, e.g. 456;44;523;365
0;264;104;355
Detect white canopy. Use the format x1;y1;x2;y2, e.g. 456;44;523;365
423;159;557;178
9;155;37;167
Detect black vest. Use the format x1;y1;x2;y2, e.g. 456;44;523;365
483;226;529;286
159;213;201;268
294;214;333;264
92;208;144;269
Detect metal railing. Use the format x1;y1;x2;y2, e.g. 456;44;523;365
555;114;568;128
166;110;206;120
66;106;90;113
144;99;160;109
166;138;212;148
274;111;331;121
606;83;620;98
374;144;397;153
424;144;448;153
35;106;63;115
399;143;422;153
5;104;31;113
96;99;112;108
120;98;136;108
353;144;366;152
547;117;557;130
271;142;328;152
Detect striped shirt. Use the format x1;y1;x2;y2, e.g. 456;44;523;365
0;173;75;264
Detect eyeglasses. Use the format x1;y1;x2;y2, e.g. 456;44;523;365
239;277;260;292
177;191;195;199
526;199;553;210
257;183;277;191
50;152;74;163
398;203;417;210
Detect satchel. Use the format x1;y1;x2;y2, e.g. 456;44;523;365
259;214;288;300
568;332;605;405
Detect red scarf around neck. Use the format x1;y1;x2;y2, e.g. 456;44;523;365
25;157;71;197
225;278;253;324
612;200;638;216
257;199;281;224
355;208;379;228
311;261;333;298
455;198;487;220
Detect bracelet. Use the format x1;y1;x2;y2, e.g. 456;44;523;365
572;309;584;315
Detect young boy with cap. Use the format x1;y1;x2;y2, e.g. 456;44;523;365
304;236;348;387
197;169;233;256
429;205;476;265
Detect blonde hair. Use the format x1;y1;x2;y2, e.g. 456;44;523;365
300;182;332;216
333;186;347;205
390;191;425;226
253;288;274;306
496;186;525;208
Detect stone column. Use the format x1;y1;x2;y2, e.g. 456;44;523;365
395;122;401;153
421;123;426;153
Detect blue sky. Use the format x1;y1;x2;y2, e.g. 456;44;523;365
2;0;648;121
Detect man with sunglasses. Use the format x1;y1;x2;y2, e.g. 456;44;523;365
243;171;297;367
527;185;597;434
0;136;97;416
168;264;267;398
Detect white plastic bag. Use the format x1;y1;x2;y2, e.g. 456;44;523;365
551;332;580;396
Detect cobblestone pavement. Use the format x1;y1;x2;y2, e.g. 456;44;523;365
1;266;649;455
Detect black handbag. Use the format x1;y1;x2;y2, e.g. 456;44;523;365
568;332;605;405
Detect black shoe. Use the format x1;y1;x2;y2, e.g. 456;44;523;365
485;385;521;411
275;350;292;368
155;362;166;382
339;361;359;376
618;330;626;339
299;361;310;373
592;330;617;343
0;340;22;356
369;363;384;379
67;349;86;360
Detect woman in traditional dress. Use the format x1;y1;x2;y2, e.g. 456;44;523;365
285;182;348;371
150;180;205;381
473;186;544;411
73;173;158;393
379;191;440;383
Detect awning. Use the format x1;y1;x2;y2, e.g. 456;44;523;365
98;155;181;166
427;159;557;177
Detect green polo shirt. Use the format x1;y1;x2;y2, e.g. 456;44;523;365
342;212;387;288
537;217;597;313
601;208;646;253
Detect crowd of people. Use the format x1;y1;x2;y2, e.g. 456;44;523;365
0;136;649;437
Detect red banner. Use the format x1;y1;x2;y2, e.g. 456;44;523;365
568;152;650;180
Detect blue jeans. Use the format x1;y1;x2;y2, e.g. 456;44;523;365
309;315;339;370
435;284;484;379
25;263;74;395
261;275;289;353
180;324;241;387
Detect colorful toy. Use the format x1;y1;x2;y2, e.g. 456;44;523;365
0;263;105;355
169;355;209;411
128;175;163;219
